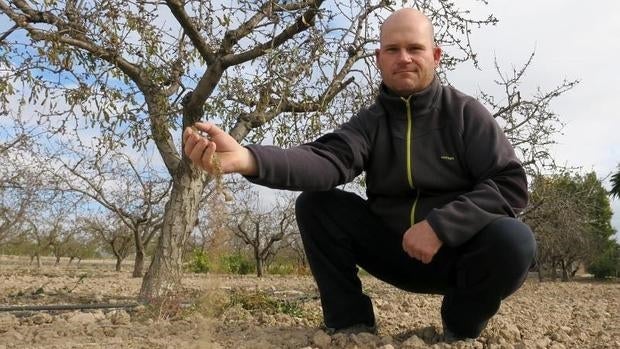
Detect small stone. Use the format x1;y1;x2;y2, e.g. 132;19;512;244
312;330;331;348
535;336;552;349
499;323;521;341
379;345;395;349
549;343;566;349
402;334;426;348
67;312;97;324
30;313;53;325
420;326;436;341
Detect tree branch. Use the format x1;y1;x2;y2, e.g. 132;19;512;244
222;1;323;67
165;0;215;65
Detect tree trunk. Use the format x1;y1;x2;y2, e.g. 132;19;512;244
537;263;544;282
36;253;41;269
133;230;145;278
139;167;204;301
255;248;263;278
133;249;145;278
115;256;123;272
551;259;558;280
55;255;61;265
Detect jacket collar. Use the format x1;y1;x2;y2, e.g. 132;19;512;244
377;75;441;118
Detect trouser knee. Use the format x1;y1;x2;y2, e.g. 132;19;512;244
481;217;536;296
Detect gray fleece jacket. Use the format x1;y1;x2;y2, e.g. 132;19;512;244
245;77;528;246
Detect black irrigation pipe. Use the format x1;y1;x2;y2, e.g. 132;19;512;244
0;302;143;312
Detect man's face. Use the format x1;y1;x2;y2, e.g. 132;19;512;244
375;17;441;96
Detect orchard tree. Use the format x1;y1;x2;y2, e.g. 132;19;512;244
0;0;574;299
81;213;134;272
49;146;169;277
0;123;42;245
229;190;297;277
524;172;614;281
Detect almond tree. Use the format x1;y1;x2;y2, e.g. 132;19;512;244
0;124;39;245
81;214;134;272
49;146;169;277
230;190;297;277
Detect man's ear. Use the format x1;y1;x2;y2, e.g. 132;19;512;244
375;48;381;66
433;46;442;67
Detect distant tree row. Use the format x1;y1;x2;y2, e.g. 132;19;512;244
1;125;305;276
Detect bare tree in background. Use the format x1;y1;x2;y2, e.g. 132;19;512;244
81;214;134;272
18;191;82;268
48;146;169;277
479;54;578;175
0;0;573;298
230;190;297;277
0;124;40;245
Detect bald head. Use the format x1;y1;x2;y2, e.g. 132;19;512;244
375;8;441;95
379;8;435;47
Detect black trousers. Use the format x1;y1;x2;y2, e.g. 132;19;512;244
296;189;536;338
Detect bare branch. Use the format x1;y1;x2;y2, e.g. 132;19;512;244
165;0;215;65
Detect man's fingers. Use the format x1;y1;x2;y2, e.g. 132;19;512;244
202;141;217;170
193;122;220;137
184;132;200;157
188;138;209;166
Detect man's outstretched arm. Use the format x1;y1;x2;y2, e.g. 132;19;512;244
183;122;258;176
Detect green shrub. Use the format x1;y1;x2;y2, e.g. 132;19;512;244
267;263;296;275
188;250;210;274
588;247;619;279
228;290;304;318
221;254;254;275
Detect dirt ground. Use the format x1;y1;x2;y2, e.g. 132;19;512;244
0;256;618;349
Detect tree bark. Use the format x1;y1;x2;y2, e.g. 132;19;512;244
115;256;122;272
561;260;569;282
133;248;145;278
254;247;263;277
132;229;145;278
138;165;204;300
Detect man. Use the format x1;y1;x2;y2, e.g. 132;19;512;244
184;8;536;341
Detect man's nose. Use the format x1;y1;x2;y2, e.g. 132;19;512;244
396;49;411;63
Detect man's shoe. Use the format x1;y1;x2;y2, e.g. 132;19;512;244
323;323;377;335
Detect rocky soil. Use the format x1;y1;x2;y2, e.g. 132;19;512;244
0;256;618;349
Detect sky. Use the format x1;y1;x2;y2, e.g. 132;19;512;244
444;0;620;239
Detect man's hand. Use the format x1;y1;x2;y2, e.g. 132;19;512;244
402;220;443;264
183;122;258;176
